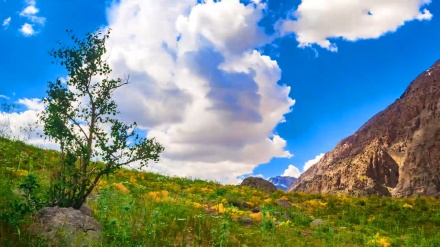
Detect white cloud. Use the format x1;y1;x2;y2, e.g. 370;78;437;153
19;0;46;32
281;0;433;51
303;153;325;172
20;23;35;36
2;17;11;28
0;98;55;148
18;98;45;111
105;0;294;184
20;5;39;15
0;95;9;100
282;164;301;178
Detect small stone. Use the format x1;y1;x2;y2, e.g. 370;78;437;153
282;214;292;221
230;200;251;209
276;199;292;208
251;207;260;213
310;219;326;228
238;217;253;226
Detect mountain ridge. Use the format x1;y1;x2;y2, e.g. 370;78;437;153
289;60;440;197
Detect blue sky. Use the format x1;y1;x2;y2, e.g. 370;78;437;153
1;0;439;183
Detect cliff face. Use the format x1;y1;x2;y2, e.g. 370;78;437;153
289;60;440;197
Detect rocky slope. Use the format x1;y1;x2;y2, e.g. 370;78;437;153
289;60;440;197
268;176;297;191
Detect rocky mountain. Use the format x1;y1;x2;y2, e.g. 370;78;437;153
268;176;297;191
289;60;440;197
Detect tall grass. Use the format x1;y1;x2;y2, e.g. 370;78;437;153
1;138;440;246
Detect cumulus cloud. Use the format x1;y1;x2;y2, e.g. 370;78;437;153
0;98;56;148
303;153;325;172
21;5;39;15
2;17;11;28
282;164;301;178
18;98;45;111
281;0;433;51
19;23;35;36
18;0;45;35
105;0;294;184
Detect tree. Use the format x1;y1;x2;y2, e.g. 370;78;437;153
0;103;16;139
40;29;164;209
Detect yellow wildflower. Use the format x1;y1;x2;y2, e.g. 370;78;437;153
113;183;129;193
367;233;391;247
249;212;262;222
264;198;272;204
279;196;289;201
212;203;225;213
129;175;137;185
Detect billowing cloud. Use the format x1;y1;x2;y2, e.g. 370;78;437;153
281;0;433;51
282;164;301;178
19;23;35;36
2;17;11;28
105;0;294;184
303;153;325;172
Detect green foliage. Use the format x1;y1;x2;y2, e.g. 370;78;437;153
40;29;164;209
1;138;440;246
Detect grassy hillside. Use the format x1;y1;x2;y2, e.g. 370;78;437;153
1;137;440;246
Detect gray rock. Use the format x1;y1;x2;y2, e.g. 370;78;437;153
276;199;292;208
79;204;93;216
310;219;326;228
230;200;251;209
282;214;292;221
238;217;253;226
29;206;101;247
251;207;260;213
241;177;277;193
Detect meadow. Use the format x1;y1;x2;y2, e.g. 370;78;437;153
1;137;439;247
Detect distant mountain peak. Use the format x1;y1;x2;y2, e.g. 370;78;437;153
269;176;297;191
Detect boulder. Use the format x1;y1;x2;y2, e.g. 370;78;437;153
29;206;101;247
241;177;276;193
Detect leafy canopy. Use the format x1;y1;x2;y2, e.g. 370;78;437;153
40;29;164;209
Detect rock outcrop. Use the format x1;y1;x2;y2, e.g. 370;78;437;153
289;60;440;197
29;206;101;247
241;177;277;192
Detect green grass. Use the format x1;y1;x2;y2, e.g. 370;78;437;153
1;137;440;246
